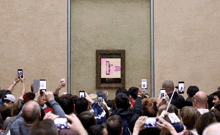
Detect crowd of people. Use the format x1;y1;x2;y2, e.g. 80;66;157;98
0;74;220;135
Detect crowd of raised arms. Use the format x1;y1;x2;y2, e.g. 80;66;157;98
1;73;220;135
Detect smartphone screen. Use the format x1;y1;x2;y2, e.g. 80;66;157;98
79;91;85;98
160;89;166;99
98;95;103;105
144;117;158;128
17;69;23;78
178;81;184;94
141;79;147;91
54;118;69;129
40;79;46;93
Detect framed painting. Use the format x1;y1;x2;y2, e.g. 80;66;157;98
96;50;125;89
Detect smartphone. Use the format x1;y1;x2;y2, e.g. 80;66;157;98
178;81;184;94
33;79;40;93
98;95;103;105
17;69;23;79
61;79;65;87
167;113;181;123
54;118;69;129
160;89;166;99
141;79;147;91
40;79;46;93
79;91;85;98
144;117;158;128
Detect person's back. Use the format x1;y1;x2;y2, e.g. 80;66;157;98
111;93;131;135
10;100;41;135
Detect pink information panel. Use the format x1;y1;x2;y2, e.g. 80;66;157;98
101;58;121;78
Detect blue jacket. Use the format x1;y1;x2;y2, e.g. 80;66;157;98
92;103;106;125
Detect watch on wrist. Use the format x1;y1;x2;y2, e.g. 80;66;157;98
13;82;16;85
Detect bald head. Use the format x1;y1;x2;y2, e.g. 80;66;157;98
162;80;174;93
22;100;41;124
203;122;220;135
193;91;207;105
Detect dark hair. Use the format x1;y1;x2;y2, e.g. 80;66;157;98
96;91;107;102
142;98;157;117
88;125;105;135
213;91;220;100
187;86;199;97
29;119;58;135
106;115;122;135
208;94;214;109
79;111;96;131
0;90;11;99
75;98;88;115
195;109;220;135
58;94;74;114
180;106;201;130
23;92;35;103
116;88;129;97
115;93;129;109
106;100;114;108
31;84;33;92
128;87;138;100
22;101;41;124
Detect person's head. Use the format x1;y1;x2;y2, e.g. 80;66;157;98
162;80;174;94
29;119;58;135
79;111;96;131
96;91;107;102
21;100;41;124
11;101;23;117
142;98;157;117
115;93;129;109
212;91;220;107
58;94;74;114
180;106;201;130
106;100;114;108
74;97;89;115
116;88;129;97
187;86;199;98
202;122;220;135
106;115;123;135
2;94;15;109
195;109;220;135
192;91;207;109
88;125;108;135
128;87;138;102
23;92;35;104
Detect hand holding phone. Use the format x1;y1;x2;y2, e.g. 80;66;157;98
141;79;147;91
40;79;46;94
98;95;103;105
144;117;158;128
178;81;184;94
17;69;23;79
160;89;166;99
54;118;69;129
79;91;85;98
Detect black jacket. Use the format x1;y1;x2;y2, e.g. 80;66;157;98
111;108;132;135
168;92;185;109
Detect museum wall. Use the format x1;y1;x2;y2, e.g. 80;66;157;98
0;0;67;99
154;0;220;98
70;0;151;99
